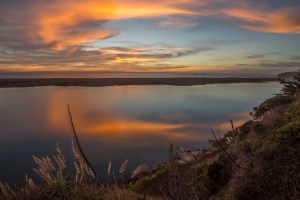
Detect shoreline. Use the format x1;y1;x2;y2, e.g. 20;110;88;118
0;77;278;88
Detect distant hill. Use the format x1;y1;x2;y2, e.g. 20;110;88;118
278;71;298;81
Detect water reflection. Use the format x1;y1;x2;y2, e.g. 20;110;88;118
0;83;281;182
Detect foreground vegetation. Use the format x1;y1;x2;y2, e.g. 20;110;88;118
0;133;161;200
1;72;300;199
129;93;299;199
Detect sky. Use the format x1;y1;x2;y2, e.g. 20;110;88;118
0;0;300;75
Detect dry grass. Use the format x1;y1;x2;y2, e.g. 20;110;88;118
0;143;162;200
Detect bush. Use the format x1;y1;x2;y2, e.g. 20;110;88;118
251;95;293;119
274;121;300;146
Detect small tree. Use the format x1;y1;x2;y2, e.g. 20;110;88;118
280;70;300;96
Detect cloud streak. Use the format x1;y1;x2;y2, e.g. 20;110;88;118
0;44;212;72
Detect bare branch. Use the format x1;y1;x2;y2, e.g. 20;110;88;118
67;104;101;187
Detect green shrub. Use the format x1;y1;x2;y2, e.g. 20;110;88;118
251;95;293;119
281;102;300;123
274;121;300;146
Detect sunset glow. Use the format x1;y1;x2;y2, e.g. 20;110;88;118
1;0;300;75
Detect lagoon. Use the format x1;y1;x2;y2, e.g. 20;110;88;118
0;82;281;183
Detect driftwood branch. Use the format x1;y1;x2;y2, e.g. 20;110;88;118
67;104;101;187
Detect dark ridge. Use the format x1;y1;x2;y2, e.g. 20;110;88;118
0;77;278;88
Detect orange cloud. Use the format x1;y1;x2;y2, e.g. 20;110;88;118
28;0;117;49
113;1;197;19
50;30;119;51
222;7;300;34
9;0;199;50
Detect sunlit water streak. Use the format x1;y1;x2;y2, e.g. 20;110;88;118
0;82;281;183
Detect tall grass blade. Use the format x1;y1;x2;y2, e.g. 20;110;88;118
119;159;129;174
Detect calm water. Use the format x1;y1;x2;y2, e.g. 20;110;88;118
0;82;281;183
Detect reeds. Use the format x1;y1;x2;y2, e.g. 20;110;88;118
0;181;16;199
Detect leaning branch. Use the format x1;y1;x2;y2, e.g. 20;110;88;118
67;104;101;187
